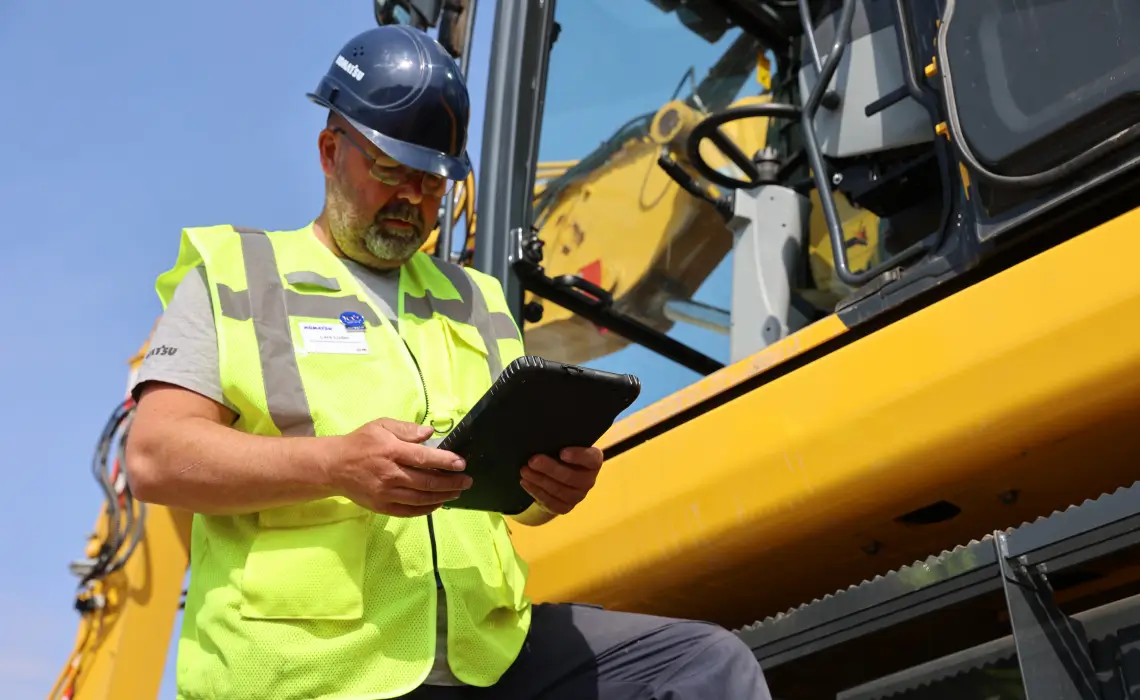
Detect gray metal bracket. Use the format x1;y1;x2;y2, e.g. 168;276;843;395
996;532;1100;700
726;184;811;363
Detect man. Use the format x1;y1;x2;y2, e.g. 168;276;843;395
125;24;771;700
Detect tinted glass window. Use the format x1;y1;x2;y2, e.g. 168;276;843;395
945;0;1140;174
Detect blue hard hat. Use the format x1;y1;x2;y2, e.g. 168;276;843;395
307;25;472;180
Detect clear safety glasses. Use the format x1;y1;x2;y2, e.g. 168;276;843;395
331;127;450;197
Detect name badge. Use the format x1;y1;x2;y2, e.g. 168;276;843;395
298;321;369;355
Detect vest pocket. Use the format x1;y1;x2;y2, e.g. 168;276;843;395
487;514;530;612
438;315;494;414
239;498;372;621
440;314;489;356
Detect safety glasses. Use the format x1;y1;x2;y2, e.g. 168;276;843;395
331;127;449;196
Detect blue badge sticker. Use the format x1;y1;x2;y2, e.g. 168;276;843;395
339;311;366;331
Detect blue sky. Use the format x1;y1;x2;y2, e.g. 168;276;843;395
0;1;751;697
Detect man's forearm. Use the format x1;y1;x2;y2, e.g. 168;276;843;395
126;415;338;516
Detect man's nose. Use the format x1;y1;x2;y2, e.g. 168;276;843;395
392;179;423;205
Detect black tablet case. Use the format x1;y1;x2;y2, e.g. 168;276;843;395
438;356;641;514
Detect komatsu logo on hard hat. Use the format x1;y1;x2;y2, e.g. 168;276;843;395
336;55;365;81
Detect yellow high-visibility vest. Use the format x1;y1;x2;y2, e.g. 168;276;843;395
155;223;531;700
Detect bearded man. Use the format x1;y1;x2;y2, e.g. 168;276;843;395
123;24;772;700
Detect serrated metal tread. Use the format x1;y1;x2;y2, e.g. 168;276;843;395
734;536;996;636
1018;480;1140;529
1006;479;1140;558
735;482;1140;644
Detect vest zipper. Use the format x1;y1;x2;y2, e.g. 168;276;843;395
401;337;444;590
401;338;430;424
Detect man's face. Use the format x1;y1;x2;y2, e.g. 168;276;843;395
320;122;447;268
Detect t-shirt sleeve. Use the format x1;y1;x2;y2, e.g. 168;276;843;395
130;265;234;411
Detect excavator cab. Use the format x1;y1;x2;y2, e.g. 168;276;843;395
477;0;1140;697
487;0;1140;384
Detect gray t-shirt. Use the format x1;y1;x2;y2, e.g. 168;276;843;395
131;260;464;687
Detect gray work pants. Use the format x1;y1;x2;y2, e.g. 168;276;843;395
404;602;773;700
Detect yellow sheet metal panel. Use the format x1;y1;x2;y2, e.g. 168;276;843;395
67;505;191;700
510;209;1140;629
599;314;848;449
517;310;851;575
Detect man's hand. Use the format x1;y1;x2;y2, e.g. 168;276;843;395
519;446;604;516
330;418;472;517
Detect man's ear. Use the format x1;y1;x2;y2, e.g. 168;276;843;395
318;128;338;178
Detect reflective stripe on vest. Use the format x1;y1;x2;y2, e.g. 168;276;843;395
212;226;518;437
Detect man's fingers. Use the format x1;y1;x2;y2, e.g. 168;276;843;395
520;462;587;507
559;446;604;469
521;477;573;515
375;418;434;443
400;465;473;492
525;455;595;491
394;443;467;471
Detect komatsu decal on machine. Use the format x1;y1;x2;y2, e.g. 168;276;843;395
51;0;1140;698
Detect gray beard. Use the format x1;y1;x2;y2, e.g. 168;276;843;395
362;221;424;262
326;181;426;265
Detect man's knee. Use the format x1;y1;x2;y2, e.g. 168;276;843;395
680;622;758;666
662;622;772;699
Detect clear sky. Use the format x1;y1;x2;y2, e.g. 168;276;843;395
0;1;753;697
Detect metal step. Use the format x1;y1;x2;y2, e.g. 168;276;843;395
838;590;1140;700
735;480;1140;699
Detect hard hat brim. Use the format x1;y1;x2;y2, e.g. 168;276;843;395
309;94;472;181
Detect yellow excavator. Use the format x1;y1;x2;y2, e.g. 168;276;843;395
52;0;1140;698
